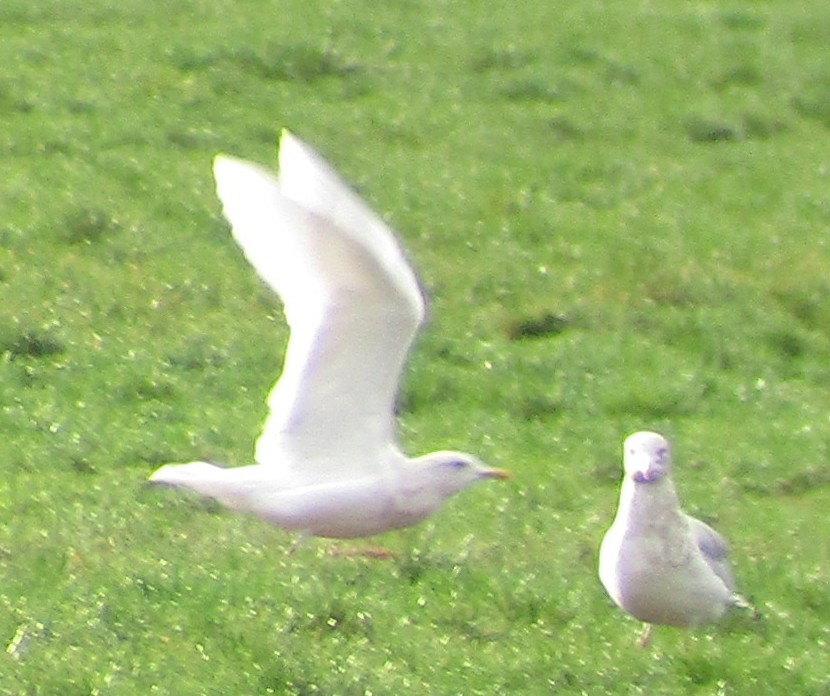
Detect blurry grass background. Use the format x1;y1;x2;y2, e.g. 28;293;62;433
2;0;830;693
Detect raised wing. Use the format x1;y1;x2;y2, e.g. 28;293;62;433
213;141;425;485
277;131;424;310
687;514;735;592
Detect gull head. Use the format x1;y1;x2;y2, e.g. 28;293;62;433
623;431;672;484
415;451;510;497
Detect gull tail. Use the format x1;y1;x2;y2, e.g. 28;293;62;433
148;461;247;508
148;461;225;488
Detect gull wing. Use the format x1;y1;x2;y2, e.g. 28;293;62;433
276;131;424;309
687;514;735;592
213;142;425;485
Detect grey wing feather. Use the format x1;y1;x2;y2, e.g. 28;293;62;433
686;514;735;591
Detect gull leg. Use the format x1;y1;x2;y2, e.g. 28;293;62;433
637;624;654;649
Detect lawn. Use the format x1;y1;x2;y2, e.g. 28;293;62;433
1;0;829;693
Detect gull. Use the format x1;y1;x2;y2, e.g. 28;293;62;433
599;431;752;646
149;131;509;542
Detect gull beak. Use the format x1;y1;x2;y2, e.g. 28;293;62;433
632;468;659;484
485;468;511;480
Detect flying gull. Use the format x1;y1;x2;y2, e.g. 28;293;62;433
149;131;508;541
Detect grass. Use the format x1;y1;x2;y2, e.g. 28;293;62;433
2;0;830;692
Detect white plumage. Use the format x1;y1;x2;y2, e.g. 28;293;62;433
599;431;748;643
150;131;508;539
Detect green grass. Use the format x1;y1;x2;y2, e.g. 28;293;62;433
2;0;830;692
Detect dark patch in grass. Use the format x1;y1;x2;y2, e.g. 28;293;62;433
548;116;585;141
40;139;72;155
166;128;217;150
61;208;119;245
122;375;178;402
565;46;639;85
167;342;227;371
434;342;475;366
764;329;804;360
257;661;320;696
689;112;789;142
568;45;601;65
228;43;361;83
133;448;179;467
285;598;374;640
167;45;218;72
502;80;566;103
129;572;191;605
711;64;762;89
743;113;788;139
678;655;720;686
0;81;33;113
604;394;692;420
604;61;640;86
793;80;830;129
720;11;765;31
776;467;830;495
369;117;421;146
591;461;621;485
170;43;362;84
501;584;572;628
549;671;580;691
643;280;700;307
186;496;224;516
514;485;558;518
3;330;65;360
738;479;773;496
443;616;507;643
398;555;427;585
506;312;570;340
396;551;456;586
772;286;827;330
0;81;13;110
686;111;787;143
70;457;96;475
519;395;563;421
470;46;534;73
67;99;97;115
793;579;830;612
686;117;738;143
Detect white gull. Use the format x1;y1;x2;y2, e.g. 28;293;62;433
599;431;751;645
149;131;508;540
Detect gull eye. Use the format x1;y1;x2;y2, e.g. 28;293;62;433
449;459;468;470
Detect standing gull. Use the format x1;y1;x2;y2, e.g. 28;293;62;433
149;131;508;541
599;431;751;645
